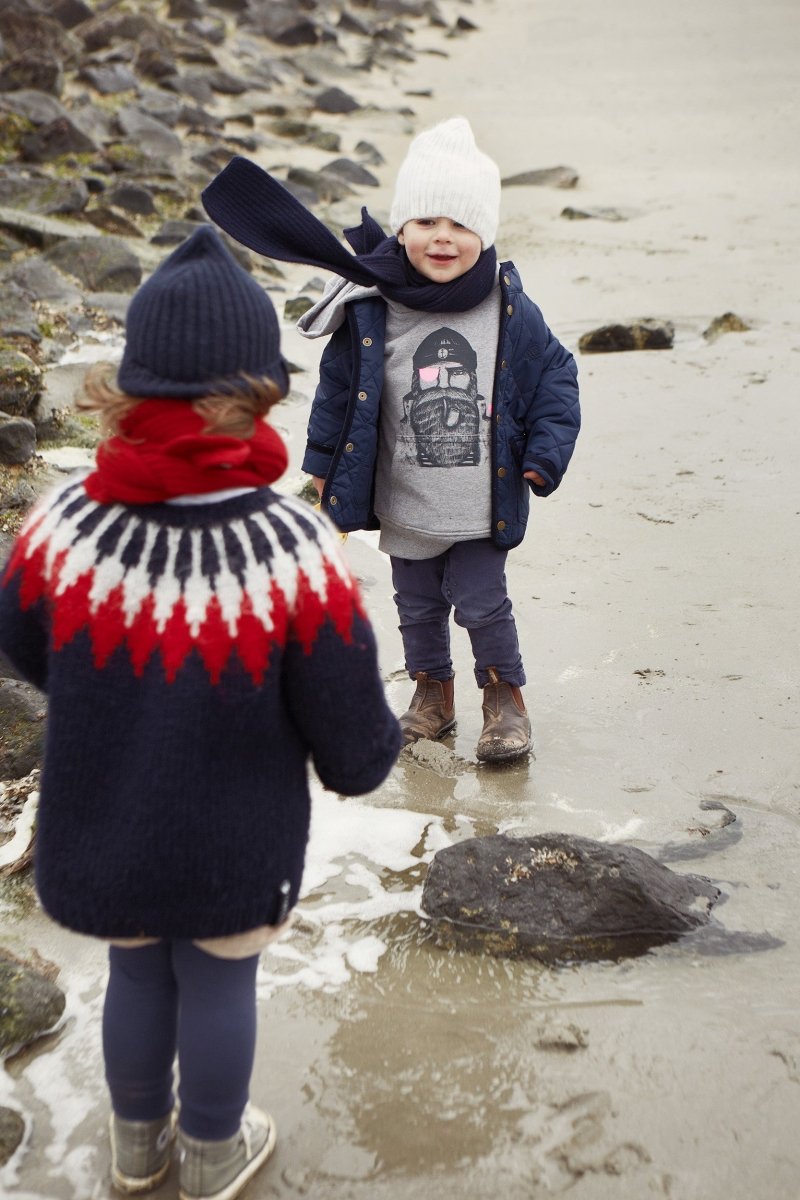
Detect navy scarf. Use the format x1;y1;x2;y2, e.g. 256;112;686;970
201;155;497;313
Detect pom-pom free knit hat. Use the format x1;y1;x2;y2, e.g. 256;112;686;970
118;225;289;399
389;116;501;250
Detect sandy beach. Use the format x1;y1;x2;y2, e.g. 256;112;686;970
2;0;800;1197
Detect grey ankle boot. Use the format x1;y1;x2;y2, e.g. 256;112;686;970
110;1110;176;1194
399;672;455;745
476;668;532;763
178;1106;276;1200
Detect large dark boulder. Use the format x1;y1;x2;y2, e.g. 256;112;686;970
0;954;65;1060
0;679;45;777
0;1106;25;1168
0;415;36;467
421;833;720;962
43;236;142;292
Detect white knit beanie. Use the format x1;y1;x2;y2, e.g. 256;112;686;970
389;116;501;250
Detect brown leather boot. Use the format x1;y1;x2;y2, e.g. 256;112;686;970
399;672;455;745
476;667;532;763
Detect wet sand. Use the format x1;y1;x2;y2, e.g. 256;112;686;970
3;0;800;1197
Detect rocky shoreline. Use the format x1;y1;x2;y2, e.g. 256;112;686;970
0;0;489;1165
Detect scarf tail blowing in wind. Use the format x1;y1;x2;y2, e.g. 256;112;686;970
201;155;498;314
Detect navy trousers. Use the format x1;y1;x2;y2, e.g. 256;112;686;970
391;539;525;688
103;941;259;1140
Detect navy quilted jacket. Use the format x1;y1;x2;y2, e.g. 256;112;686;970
302;262;580;550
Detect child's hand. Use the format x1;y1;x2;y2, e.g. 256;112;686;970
524;470;546;487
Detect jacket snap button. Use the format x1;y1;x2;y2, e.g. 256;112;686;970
330;495;338;505
362;337;372;346
345;442;354;452
506;304;513;316
503;274;511;285
501;359;507;369
497;467;506;478
358;390;367;400
496;520;506;531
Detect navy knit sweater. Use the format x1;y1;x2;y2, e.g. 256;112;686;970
0;476;401;939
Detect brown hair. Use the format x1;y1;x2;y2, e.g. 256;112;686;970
77;365;284;439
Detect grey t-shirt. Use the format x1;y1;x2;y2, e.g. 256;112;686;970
375;282;502;559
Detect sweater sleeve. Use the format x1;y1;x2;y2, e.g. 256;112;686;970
280;514;401;795
0;549;49;692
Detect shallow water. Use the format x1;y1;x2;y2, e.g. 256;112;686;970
3;741;800;1199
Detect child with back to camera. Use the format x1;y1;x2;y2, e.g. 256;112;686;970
0;227;401;1199
201;117;581;764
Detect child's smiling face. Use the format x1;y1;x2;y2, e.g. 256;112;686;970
398;217;482;282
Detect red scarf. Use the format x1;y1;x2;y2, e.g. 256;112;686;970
84;399;289;504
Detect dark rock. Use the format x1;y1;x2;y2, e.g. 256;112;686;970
286;166;353;204
284;295;314;321
0;678;45;778
150;218;206;246
0;8;80;69
77;12;163;54
314;85;361;113
49;0;94;31
0;415;36;466
244;4;320;46
0;282;40;342
184;16;227;45
137;88;184;128
105;182;157;217
0;349;42;418
78;62;140;94
115;105;182;161
0;229;28;262
164;73;215;106
703;312;751;341
11;257;83;307
43;237;142;292
321;157;379;187
0;55;64;97
0;88;66;126
355;139;385;166
452;14;479;31
0;205;102;250
207;69;251;95
0;170;88;216
83;206;144;237
0;1106;25;1168
67;94;114;144
502;165;579;189
169;0;204;17
0;954;65;1060
135;33;179;83
578;320;675;353
421;833;720;962
170;36;219;68
20;115;97;162
561;205;630;222
268;118;340;151
372;0;431;14
338;10;374;35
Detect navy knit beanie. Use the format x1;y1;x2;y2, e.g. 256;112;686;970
117;225;289;399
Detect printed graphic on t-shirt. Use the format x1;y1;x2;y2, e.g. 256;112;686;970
402;327;488;467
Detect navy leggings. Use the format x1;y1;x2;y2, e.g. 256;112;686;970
103;941;259;1140
391;540;525;688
